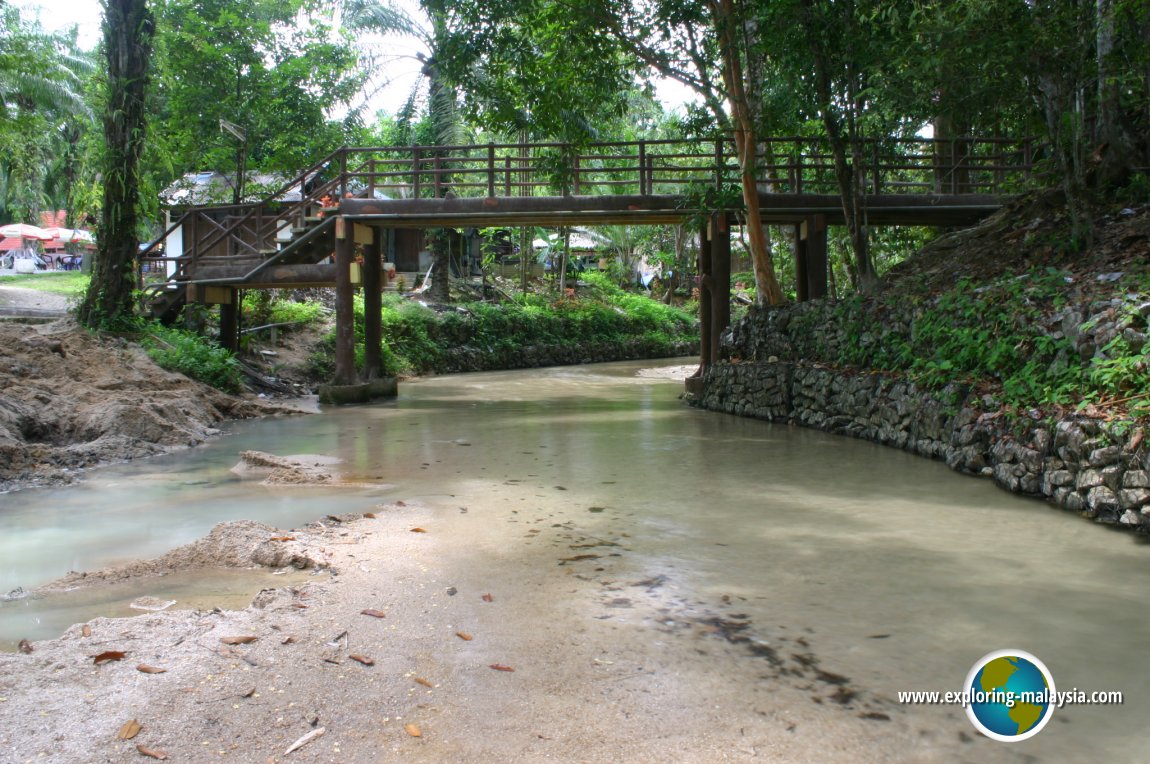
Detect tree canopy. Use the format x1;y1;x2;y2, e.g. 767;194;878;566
5;0;1150;325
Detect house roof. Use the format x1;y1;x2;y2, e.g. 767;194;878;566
160;171;302;207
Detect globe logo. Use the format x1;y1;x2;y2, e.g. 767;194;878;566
964;649;1056;741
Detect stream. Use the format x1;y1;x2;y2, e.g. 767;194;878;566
1;358;1146;759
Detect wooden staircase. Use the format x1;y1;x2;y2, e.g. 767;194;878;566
140;154;349;322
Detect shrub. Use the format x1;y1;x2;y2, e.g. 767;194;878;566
139;322;244;392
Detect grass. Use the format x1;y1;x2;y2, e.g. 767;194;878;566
0;271;90;297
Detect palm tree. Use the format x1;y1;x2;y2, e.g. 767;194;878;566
0;7;94;224
339;0;470;302
77;0;154;329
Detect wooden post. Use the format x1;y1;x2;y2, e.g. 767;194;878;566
487;144;496;197
218;288;239;352
638;141;647;195
698;219;713;369
798;214;828;301
363;226;383;380
710;212;731;360
333;217;357;385
794;222;809;303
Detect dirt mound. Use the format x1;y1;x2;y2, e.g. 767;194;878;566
38;519;333;594
0;319;302;492
886;192;1150;299
231;449;342;485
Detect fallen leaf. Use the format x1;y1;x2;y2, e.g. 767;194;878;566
349;654;375;666
282;636;298;645
558;554;600;563
94;651;127;665
410;527;427;533
363;512;377;519
220;636;258;645
291;603;308;609
269;536;296;542
361;608;387;618
117;719;142;740
81;624;92;638
481;594;494;602
136;664;167;674
455;632;473;641
17;639;32;654
136;744;169;760
489;664;515;672
413;677;434;688
284;726;325;755
404;723;422;738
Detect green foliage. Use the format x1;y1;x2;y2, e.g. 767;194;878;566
818;267;1097;406
138;321;243;392
241;292;326;327
334;279;696;375
149;0;365;180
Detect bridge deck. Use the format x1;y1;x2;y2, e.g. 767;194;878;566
340;191;1003;228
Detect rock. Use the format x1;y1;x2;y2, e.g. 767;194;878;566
1087;486;1121;521
1123;470;1150;488
1119;488;1150;510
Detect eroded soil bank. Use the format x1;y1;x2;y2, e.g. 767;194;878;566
0;318;303;493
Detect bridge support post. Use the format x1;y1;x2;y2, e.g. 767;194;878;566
218;289;239;352
698;219;713;369
333;217;358;386
710;213;731;360
795;214;828;302
362;226;383;380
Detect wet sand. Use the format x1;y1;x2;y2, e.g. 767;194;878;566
0;494;1024;764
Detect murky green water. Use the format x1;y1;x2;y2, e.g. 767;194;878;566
1;358;1146;759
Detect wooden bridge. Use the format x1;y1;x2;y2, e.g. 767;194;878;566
139;136;1034;392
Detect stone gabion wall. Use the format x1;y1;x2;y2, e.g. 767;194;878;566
695;299;1150;531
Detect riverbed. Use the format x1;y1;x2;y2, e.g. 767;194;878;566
1;358;1145;761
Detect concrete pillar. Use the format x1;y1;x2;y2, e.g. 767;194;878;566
362;226;383;380
333;217;357;385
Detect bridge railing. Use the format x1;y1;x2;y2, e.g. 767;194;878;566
138;136;1035;299
337;137;1035;201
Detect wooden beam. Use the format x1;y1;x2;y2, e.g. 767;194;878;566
362;227;383;380
710;213;731;356
333;218;357;386
218;289;239;352
699;219;713;368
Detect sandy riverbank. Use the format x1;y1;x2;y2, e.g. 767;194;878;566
0;485;1018;764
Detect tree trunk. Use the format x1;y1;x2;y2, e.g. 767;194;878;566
712;0;785;307
800;0;878;294
558;226;570;295
426;228;451;303
78;0;154;329
1093;0;1136;188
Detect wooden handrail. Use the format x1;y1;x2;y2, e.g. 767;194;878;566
141;135;1037;297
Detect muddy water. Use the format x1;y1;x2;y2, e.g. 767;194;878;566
1;358;1147;759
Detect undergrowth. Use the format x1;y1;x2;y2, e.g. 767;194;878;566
138;322;244;393
790;265;1149;415
330;274;697;376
